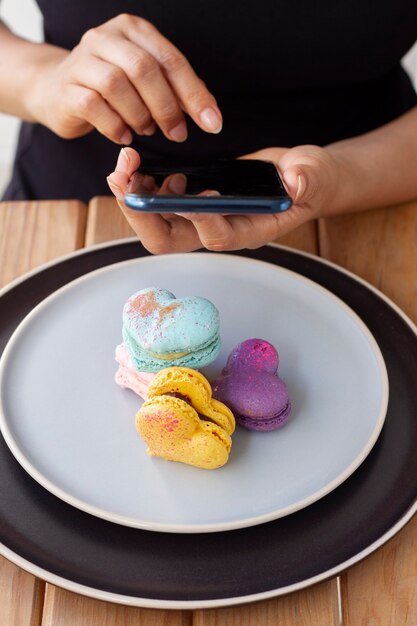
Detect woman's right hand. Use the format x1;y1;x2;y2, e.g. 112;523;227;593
27;13;222;144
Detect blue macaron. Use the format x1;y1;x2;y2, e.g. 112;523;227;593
122;287;220;372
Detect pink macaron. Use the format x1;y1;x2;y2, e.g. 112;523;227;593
115;343;155;400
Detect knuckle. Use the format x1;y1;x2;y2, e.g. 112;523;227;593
119;13;154;31
183;82;210;108
159;50;188;74
135;16;156;35
304;167;321;201
98;66;125;94
116;13;139;27
80;28;94;45
77;90;101;116
128;50;157;80
119;12;135;23
80;26;102;46
155;101;181;124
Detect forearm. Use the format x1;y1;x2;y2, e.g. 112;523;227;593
0;20;67;121
327;105;417;215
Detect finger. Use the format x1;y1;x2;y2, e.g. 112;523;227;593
119;208;203;254
90;35;188;141
281;164;321;205
107;147;141;198
115;146;141;175
108;170;160;204
198;190;221;197
239;148;288;162
107;172;127;201
162;216;202;252
159;173;187;195
72;56;155;136
175;213;235;250
178;213;287;251
120;16;222;134
68;84;132;144
277;145;335;208
107;155;202;252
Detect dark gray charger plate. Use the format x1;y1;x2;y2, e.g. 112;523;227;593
1;241;417;608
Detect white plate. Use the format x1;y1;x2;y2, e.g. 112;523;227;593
0;252;388;533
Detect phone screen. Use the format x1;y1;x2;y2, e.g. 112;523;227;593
124;159;292;214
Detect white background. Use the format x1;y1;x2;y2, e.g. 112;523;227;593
0;0;417;196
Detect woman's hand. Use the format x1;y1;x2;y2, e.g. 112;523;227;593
107;145;345;254
26;14;222;144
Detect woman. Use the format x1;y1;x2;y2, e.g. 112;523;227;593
1;3;417;252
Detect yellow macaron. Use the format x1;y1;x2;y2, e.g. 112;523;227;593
136;367;235;469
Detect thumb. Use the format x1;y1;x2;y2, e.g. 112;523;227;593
281;164;321;206
107;171;128;201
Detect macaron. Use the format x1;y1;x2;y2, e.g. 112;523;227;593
122;287;220;372
114;343;155;400
212;338;291;432
136;367;235;469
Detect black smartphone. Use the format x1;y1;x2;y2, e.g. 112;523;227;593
124;159;292;214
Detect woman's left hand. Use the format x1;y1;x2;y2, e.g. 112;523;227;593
107;145;344;254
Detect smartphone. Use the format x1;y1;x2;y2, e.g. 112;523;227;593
124;159;292;214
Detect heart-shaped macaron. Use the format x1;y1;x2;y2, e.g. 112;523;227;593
114;343;155;400
212;338;291;431
136;367;235;469
122;288;220;372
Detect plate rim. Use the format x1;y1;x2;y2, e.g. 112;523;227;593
0;240;416;609
0;251;389;533
1;499;415;610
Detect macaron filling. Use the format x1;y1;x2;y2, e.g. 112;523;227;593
233;399;292;432
147;350;190;360
123;330;221;372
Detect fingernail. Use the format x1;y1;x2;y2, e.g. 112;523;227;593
201;190;221;197
168;121;187;142
116;148;130;170
120;129;133;145
295;173;306;203
168;173;186;195
106;176;123;200
200;107;222;133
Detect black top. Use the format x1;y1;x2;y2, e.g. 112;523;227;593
3;0;417;202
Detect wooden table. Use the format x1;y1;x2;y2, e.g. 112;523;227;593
1;196;417;625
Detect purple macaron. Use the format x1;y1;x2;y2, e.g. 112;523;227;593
212;338;291;432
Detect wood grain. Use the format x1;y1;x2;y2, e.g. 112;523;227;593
340;518;417;626
0;201;87;288
85;196;134;245
0;200;87;626
319;201;417;626
42;587;192;626
194;580;341;626
276;220;319;255
0;558;44;626
318;203;417;324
